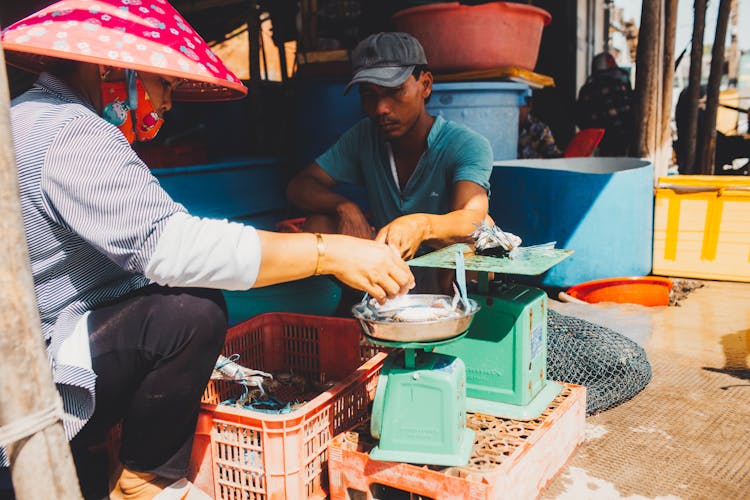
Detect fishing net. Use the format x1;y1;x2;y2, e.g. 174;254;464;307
547;309;652;415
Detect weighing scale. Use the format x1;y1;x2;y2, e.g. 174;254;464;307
352;295;479;466
409;243;574;420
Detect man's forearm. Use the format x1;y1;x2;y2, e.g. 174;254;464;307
421;209;487;247
287;174;352;214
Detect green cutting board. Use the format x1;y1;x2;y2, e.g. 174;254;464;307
408;243;573;276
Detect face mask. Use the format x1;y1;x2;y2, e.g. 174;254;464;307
101;69;163;143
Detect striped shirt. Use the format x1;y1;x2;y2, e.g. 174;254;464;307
8;73;186;446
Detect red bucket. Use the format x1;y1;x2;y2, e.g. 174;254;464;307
566;277;673;307
392;1;552;73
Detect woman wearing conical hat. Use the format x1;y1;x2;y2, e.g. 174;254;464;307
2;1;414;498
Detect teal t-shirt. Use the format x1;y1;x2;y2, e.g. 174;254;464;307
315;116;493;229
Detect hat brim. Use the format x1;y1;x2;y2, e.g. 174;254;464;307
1;0;247;102
3;46;247;102
343;65;415;95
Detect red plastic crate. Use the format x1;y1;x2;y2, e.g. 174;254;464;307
189;313;386;500
275;217;306;233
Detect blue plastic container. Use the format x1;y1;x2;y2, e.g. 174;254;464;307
294;80;529;165
152;157;288;229
427;82;530;161
151;158;342;323
489;158;654;288
294;80;371;210
294;80;364;167
222;277;342;326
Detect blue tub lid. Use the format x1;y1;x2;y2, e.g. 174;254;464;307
432;82;530;93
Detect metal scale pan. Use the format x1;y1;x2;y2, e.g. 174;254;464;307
352;292;480;466
351;294;480;344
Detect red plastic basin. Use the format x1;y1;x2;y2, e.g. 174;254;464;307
392;1;552;73
566;277;674;307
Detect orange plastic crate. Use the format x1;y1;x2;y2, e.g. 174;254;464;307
190;313;385;500
327;384;586;500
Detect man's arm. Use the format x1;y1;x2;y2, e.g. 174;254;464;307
375;180;488;259
287;162;347;213
287;163;372;239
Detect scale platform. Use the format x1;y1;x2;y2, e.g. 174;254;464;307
408;244;573;420
408;243;573;276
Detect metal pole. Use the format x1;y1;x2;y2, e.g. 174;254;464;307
0;44;83;499
682;0;707;172
698;0;733;174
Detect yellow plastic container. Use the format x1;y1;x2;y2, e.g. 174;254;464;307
653;176;750;282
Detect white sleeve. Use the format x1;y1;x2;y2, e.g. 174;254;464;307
145;212;261;290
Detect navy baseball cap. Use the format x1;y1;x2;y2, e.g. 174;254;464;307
344;32;428;95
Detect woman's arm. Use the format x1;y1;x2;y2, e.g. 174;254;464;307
145;213;414;302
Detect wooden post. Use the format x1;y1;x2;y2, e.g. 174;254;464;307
309;0;318;51
698;0;733;174
633;0;662;159
727;0;740;87
682;0;707;173
247;0;261;81
0;45;82;499
247;0;264;146
659;0;679;171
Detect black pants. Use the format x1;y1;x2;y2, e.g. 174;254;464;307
70;285;227;499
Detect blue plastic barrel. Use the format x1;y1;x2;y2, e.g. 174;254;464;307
427;82;530;160
294;80;530;164
294;79;364;168
489;158;654;288
152;157;288;229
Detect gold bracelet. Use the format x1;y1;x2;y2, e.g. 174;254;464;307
313;233;326;275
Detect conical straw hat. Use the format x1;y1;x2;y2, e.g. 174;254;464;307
2;0;247;101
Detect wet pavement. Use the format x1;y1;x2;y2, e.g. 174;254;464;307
545;279;750;499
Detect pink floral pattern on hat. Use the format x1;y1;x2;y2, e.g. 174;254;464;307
2;0;247;101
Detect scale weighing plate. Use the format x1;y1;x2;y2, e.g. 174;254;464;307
408;243;573;276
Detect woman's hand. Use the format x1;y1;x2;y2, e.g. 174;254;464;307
336;201;374;240
375;214;429;260
322;234;415;302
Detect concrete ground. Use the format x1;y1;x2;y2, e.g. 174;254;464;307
544;279;750;499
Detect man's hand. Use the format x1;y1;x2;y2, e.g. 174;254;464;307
375;214;429;260
336;201;374;240
323;235;415;302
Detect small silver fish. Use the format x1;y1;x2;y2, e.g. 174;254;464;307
471;222;522;258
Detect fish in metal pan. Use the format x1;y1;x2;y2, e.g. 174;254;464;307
360;294;465;323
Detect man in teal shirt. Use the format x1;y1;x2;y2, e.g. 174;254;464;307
287;32;493;265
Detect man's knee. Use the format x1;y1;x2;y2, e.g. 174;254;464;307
303;213;340;234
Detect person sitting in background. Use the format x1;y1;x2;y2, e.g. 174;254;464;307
1;2;414;499
286;32;493;274
575;52;635;157
518;96;562;159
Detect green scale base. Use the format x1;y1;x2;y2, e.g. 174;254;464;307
367;335;475;467
436;281;560;420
